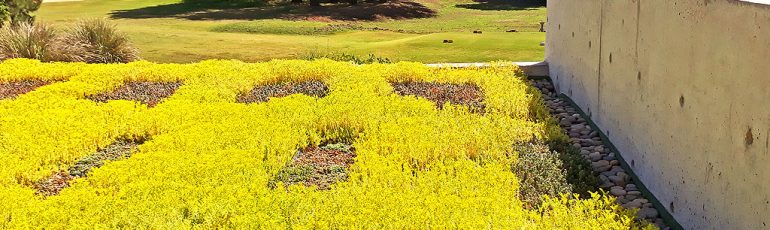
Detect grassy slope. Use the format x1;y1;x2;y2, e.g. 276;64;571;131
36;0;546;63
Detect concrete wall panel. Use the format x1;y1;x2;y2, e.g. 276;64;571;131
547;0;770;229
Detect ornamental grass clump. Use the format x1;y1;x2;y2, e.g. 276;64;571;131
65;18;139;63
0;22;76;62
0;19;138;63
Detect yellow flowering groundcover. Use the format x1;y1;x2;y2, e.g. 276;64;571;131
0;59;644;229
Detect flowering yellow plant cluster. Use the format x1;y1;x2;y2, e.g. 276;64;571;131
0;59;645;229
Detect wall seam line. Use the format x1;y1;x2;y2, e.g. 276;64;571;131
597;0;605;120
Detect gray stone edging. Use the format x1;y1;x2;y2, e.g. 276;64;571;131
533;79;682;230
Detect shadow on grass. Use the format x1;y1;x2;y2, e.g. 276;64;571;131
455;0;545;11
109;0;436;21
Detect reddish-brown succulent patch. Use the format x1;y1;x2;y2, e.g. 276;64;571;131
269;143;356;190
86;81;182;108
33;138;146;196
32;172;74;197
391;81;485;113
0;80;54;100
236;80;329;104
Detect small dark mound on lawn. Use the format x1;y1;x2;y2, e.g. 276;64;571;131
33;138;147;196
0;80;54;100
269;143;356;190
86;81;182;108
391;81;485;113
237;80;329;104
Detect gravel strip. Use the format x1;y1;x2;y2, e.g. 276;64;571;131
0;80;54;100
237;80;329;104
532;79;668;229
86;81;182;108
391;81;485;113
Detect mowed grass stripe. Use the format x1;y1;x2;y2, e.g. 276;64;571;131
37;0;546;63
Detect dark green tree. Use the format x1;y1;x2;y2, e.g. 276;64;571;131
0;0;42;27
0;4;9;26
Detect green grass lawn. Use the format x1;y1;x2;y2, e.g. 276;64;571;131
36;0;546;63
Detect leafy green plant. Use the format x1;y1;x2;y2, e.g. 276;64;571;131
268;164;313;188
512;142;572;209
547;138;600;197
65;18;139;63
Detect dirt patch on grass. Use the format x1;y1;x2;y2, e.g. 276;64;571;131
33;138;146;196
269;143;356;190
86;81;181;108
237;80;328;104
0;80;54;100
391;81;485;113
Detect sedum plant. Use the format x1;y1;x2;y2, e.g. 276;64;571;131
0;59;651;229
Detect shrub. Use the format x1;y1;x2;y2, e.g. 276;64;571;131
65;18;139;63
512;142;572;209
0;22;76;62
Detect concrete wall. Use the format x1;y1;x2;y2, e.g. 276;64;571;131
546;0;770;229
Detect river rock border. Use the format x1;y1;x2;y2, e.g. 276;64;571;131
531;79;670;230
